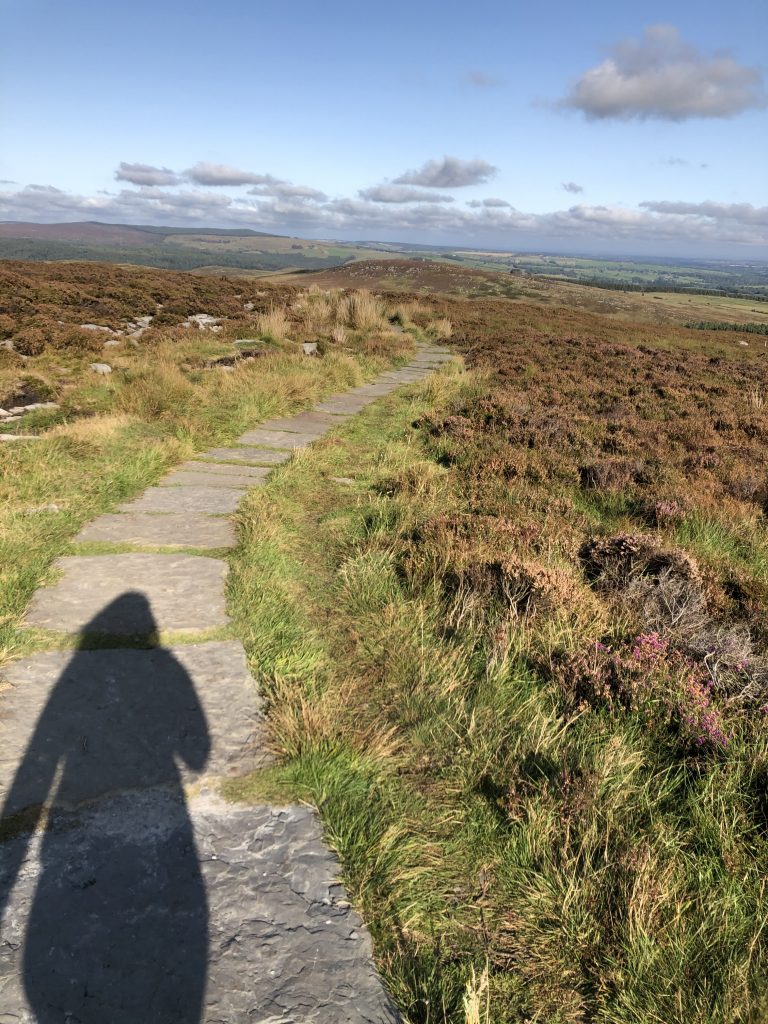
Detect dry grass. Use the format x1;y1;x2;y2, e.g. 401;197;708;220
255;307;290;342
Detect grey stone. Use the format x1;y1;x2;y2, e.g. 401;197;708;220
90;362;113;375
76;512;236;549
237;428;324;448
118;485;242;515
171;461;270;480
260;410;348;432
314;395;377;415
159;469;266;489
0;434;40;442
0;642;264;816
197;447;291;466
25;554;229;635
303;342;319;355
0;794;399;1023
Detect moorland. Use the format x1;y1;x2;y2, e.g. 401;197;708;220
2;254;768;1022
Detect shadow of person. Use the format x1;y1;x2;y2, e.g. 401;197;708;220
0;592;211;1023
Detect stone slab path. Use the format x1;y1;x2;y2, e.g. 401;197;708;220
0;344;452;1022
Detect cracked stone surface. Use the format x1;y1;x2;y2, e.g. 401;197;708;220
159;469;266;490
169;461;271;481
75;511;236;549
25;554;229;634
119;485;243;515
262;411;349;432
313;395;377;415
0;793;400;1024
196;447;291;466
237;428;326;449
0;642;265;817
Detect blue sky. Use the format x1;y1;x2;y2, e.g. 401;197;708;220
1;0;766;256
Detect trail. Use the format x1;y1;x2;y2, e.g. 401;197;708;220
0;346;452;1023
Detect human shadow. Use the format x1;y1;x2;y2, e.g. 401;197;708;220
0;592;211;1023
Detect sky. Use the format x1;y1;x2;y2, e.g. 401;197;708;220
1;0;767;257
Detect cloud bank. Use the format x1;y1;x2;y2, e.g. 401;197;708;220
562;25;767;121
2;153;766;254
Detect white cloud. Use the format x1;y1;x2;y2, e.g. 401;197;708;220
467;197;511;208
561;24;767;121
115;162;181;186
562;181;584;194
247;182;327;200
393;156;497;188
184;162;282;186
358;184;454;204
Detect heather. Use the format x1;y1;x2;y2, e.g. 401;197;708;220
225;291;768;1022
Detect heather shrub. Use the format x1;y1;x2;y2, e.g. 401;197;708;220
0;313;15;338
555;632;730;753
12;325;48;356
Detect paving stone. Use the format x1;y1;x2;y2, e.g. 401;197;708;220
75;512;236;549
159;469;266;489
314;397;374;414
0;793;400;1024
25;554;229;635
0;641;264;817
171;461;270;480
349;382;401;394
196;447;291;465
237;427;325;448
261;410;348;432
118;485;242;515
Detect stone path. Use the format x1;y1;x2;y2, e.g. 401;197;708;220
0;345;452;1023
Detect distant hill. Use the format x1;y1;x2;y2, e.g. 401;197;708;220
0;221;368;273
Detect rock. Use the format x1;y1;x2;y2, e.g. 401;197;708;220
80;324;115;334
25;503;61;515
103;338;121;348
7;402;59;415
303;342;319;356
243;301;255;311
90;362;113;375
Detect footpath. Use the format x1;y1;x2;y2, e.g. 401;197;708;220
0;345;452;1024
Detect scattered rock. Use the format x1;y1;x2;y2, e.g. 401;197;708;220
183;313;221;330
103;339;121;348
303;342;319;356
331;476;356;486
243;301;255;311
25;503;61;515
80;324;116;334
0;433;41;441
90;363;113;375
